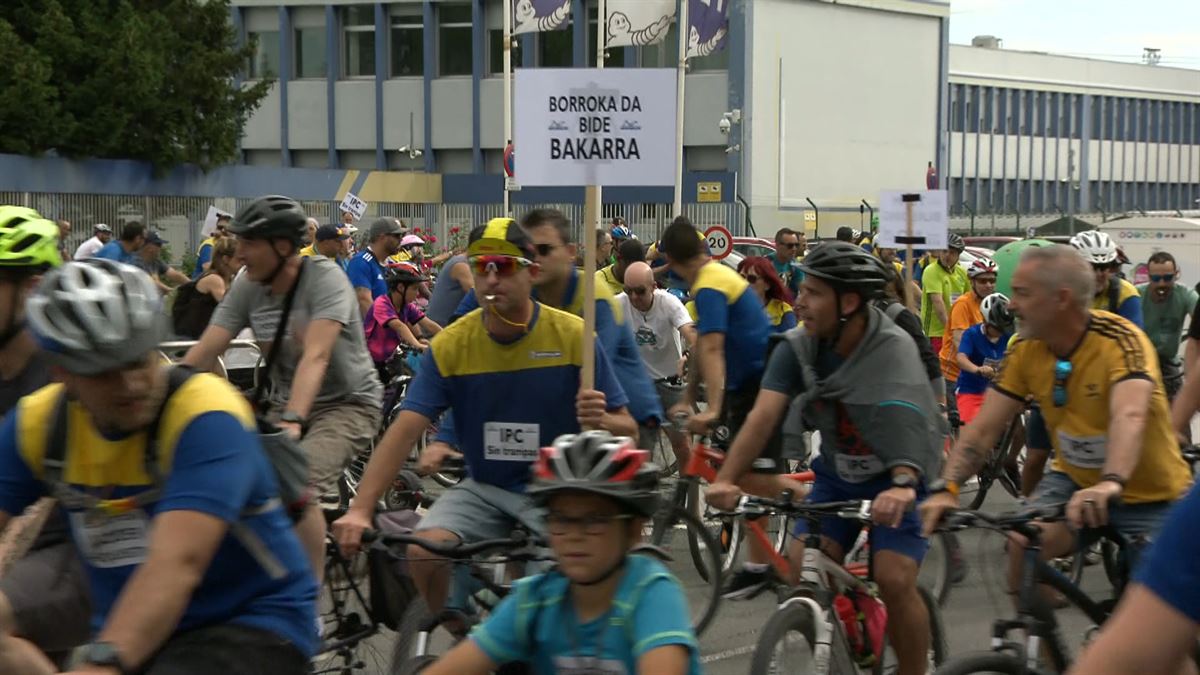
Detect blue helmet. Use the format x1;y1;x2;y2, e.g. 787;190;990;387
611;225;633;240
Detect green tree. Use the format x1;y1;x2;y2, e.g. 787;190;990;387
0;0;271;171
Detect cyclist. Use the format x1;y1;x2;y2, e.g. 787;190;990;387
955;293;1015;426
596;238;645;296
737;256;797;333
1139;251;1196;401
73;223;113;260
425;247;474;327
920;233;968;355
183;195;383;574
423;432;701;675
0;259;318;674
299;224;351;269
136;232;191;294
172;237;239;340
364;262;441;380
618;261;697;468
706;241;942;675
0;207;91;672
1071;230;1143;327
658;219;802;600
191;212;231;280
766;227;804;297
347;217;406;318
921;244;1190;596
1173;293;1200;443
940;256;998;418
332;219;636;618
593;228;615;269
94;222;146;266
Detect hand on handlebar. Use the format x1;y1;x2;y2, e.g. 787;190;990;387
417;441;462;476
705;481;743;512
332;508;373;560
918;490;960;537
679;408;719;436
872;487;916;528
1066;481;1122;529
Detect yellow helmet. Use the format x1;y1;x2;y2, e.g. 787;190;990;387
0;206;62;271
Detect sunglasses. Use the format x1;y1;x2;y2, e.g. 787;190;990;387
1091;263;1117;272
534;243;559;257
469;255;533;277
624;286;650;296
976;276;997;284
1052;359;1072;407
742;274;760;284
1149;273;1175;282
780;243;800;249
546;512;634;536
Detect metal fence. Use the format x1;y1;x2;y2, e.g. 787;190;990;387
1;191;748;264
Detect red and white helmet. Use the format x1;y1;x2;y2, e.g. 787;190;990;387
966;257;998;279
529;432;661;517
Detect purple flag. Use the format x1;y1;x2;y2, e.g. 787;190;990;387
687;0;730;58
512;0;572;35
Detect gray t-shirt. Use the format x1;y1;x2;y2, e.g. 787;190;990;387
211;256;382;408
425;254;469;327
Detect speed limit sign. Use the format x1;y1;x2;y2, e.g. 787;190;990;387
704;225;733;260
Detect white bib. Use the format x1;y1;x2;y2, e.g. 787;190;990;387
553;655;627;675
70;509;150;568
835;453;886;483
1056;431;1107;469
483;422;540;462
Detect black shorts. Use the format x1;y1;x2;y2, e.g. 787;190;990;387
140;624;309;675
722;382;785;474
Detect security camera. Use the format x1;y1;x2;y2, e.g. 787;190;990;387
718;117;732;135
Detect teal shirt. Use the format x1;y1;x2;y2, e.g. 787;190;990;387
1138;283;1198;364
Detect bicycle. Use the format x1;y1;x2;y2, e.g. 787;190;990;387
932;503;1137;674
743;496;947;675
956;408;1028;510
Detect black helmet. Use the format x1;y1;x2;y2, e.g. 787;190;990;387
946;233;966;252
529;432;660;518
799;241;890;298
228;195;308;244
385;261;425;289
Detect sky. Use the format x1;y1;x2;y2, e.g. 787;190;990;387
948;0;1200;70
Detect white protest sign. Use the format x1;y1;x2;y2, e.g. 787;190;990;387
340;192;367;220
514;68;677;187
875;190;949;250
200;205;228;238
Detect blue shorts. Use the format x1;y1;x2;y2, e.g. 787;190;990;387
1030;471;1173;568
791;458;930;564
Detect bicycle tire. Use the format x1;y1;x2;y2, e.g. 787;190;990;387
933;650;1050;674
650;427;680;477
646;503;723;636
920;531;955;608
749;601;856;675
685;481;741;575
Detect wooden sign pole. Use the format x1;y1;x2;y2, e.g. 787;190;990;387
899;193;923;310
580;0;607;395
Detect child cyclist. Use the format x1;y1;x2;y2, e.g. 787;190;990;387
422;431;701;675
364;261;441;380
954;292;1015;425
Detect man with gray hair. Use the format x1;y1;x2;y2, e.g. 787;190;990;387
922;244;1190;599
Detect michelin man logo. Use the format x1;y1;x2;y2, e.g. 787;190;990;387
607;11;672;47
514;0;571;33
688;24;727;57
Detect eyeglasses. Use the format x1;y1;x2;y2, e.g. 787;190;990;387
1149;273;1175;282
546;512;634;536
624;286;650;296
1052;359;1072;407
742;274;760;284
468;255;533;277
534;243;558;257
1091;263;1117;272
976;276;997;285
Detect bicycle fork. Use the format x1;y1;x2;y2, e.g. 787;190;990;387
775;594;839;675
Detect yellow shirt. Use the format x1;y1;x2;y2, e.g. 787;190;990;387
596;265;623;296
994;311;1190;503
1090;277;1140;313
299;245;316;258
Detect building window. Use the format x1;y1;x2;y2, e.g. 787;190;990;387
539;26;573;67
391;8;423;76
248;30;280;79
439;4;473;76
343;5;375;77
587;7;626;67
294;27;326;78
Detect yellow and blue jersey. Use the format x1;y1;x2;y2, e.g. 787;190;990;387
765;298;798;333
691;262;770;390
403;303;629;491
0;374;318;655
1091;277;1143;328
192;237;215;280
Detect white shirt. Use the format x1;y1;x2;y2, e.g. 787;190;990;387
74;236;106;259
617;289;694;380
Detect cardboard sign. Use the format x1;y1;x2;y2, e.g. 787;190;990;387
875;190;949;250
340;192;367;220
514;68;677;187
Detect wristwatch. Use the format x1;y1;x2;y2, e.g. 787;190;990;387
891;473;919;490
81;641;130;674
928;478;960;498
280;410;306;427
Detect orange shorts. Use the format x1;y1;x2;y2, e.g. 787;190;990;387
957;392;985;425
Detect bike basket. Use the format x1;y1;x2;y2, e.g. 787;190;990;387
368;509;422;630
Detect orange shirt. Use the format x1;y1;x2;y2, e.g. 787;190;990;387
940;292;983;381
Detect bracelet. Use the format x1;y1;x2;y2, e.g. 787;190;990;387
1099;473;1127;488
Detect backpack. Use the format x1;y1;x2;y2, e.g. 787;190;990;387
42;365;292;579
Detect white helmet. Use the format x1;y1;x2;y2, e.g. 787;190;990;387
980;292;1015;333
26;259;166;375
1069;230;1118;265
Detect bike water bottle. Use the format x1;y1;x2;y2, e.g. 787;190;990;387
834;594;867;659
854;588;889;665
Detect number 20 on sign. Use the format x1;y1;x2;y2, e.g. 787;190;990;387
704;225;733;260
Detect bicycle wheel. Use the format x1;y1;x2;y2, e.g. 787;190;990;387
685;481;741;576
933;650;1047;674
645;503;723;636
749;601;856;675
875;584;947;674
918;531;954;607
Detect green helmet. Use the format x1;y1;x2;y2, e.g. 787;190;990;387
992;238;1057;298
0;206;63;272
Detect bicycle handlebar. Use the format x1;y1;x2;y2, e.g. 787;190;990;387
939;503;1068;533
736;496;872;522
361;528;541;558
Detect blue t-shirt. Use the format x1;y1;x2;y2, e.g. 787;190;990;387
450;270;662;425
956;323;1012;395
192;239;214;280
472;555;701;675
1136;482;1200;621
0;375;318;656
690;262;769;391
346;249;389;300
401;303;629;491
94;240;138;265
